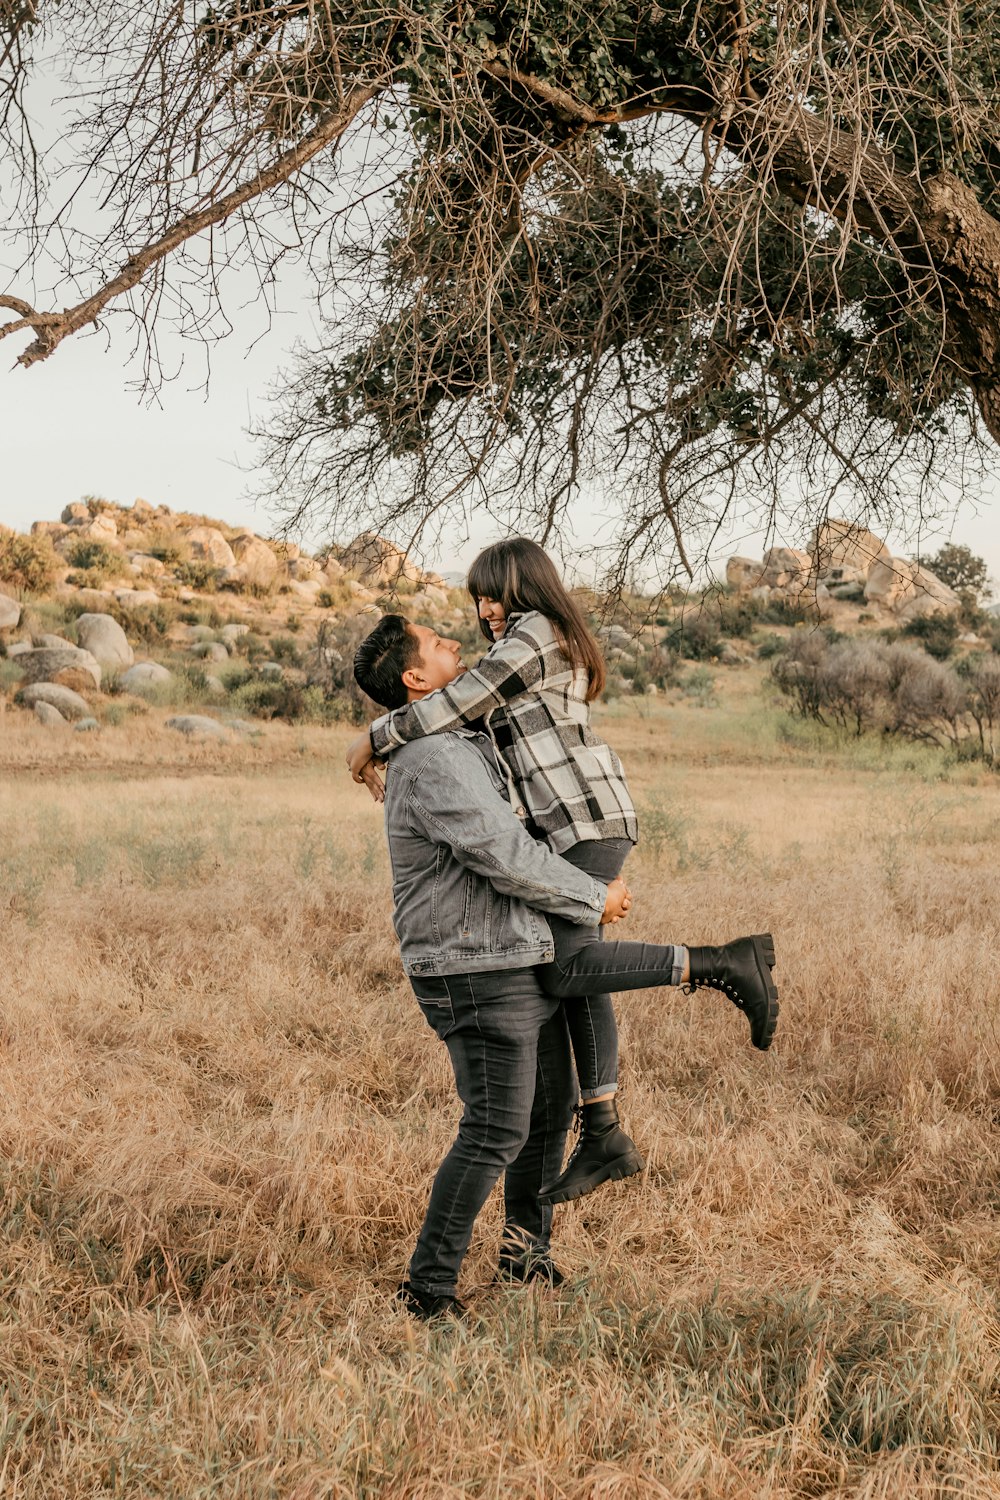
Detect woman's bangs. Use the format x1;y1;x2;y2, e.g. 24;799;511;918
467;548;511;605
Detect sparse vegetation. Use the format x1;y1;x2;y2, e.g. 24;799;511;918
1;694;999;1496
772;632;1000;765
0;531;59;593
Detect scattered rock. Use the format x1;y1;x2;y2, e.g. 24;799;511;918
165;714;228;739
220;623;249;645
113;588;159;607
186;526;236;568
288;556;321;582
19;682;92;720
74;717;100;732
259;661;283;678
231;533;279;589
864;557;961;618
67;588;114;611
33;701;67;726
6;641;32;658
226;718;260;734
36;633;75;650
761;547;812;592
121;661;173;695
18;647;102;691
61;502;90;524
128;553;165;576
204;675;227;696
334;532;424;587
726;557;766;592
192;641;229;662
287;579;322;600
75;612;134;670
0;592;21;630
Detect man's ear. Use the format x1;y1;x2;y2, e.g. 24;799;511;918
400;666;425;693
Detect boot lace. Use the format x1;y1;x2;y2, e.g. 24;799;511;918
682;975;746;1012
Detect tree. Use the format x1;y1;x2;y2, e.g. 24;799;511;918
3;3;1000;577
921;543;993;603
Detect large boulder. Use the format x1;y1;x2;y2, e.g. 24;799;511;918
34;701;67;727
165;714;228;739
231;533;279;590
864;557;962;620
36;633;75;650
335;531;422;587
186;526;236;568
121;661;173;695
19;682;92;720
61;502;90;524
288;556;321;582
75;612;134;670
761;547;813;592
726;556;765;592
18;646;101;691
810;520;890;577
0;592;20;630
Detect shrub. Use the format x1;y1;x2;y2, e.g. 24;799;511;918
65;539;121;578
0;532;59;593
900;612;960;660
174;560;222;591
662;613;722;661
770;633;988;761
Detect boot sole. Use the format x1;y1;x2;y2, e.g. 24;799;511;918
538;1151;645;1206
748;932;779;1051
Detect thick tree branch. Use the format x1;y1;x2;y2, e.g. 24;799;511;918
1;79;382;367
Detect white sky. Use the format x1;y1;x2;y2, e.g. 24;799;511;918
3;321;999;590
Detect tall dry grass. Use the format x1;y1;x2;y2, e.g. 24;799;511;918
2;677;1000;1497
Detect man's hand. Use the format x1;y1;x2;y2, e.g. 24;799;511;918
600;877;632;925
346;728;386;803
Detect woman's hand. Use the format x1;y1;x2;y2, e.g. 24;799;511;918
600;877;632;925
346;729;386;803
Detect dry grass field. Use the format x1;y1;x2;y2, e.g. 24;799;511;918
2;666;1000;1498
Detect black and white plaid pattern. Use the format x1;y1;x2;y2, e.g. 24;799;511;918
369;610;638;855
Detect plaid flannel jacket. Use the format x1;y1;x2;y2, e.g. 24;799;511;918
369;610;638;855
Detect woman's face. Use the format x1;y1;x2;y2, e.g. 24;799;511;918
477;595;507;640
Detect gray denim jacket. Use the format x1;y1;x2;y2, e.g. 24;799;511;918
383;730;606;977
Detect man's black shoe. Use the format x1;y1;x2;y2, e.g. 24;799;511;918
396;1280;468;1322
537;1099;644;1206
684;932;779;1050
497;1252;566;1287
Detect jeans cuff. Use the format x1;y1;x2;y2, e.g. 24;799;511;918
579;1083;618;1101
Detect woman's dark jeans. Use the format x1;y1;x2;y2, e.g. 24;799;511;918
408;967;575;1299
540;837;685;1099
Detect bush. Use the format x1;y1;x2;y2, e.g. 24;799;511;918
771;633;989;761
900;613;960;660
174;560;222;591
64;539;121;578
0;532;59;593
662;613;722;661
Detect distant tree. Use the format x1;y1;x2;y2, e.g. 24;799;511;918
921;544;993;603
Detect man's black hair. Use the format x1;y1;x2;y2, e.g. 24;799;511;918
353;614;421;710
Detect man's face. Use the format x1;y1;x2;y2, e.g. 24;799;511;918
403;623;465;697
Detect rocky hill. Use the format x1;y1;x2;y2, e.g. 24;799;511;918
0;499;466;735
726;520;963;623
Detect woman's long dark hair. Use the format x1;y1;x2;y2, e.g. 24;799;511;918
467;538;606;701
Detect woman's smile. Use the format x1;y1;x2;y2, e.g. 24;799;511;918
478;596;506;637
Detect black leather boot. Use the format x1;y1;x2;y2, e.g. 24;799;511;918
496;1251;566;1287
396;1280;468;1322
537;1100;644;1206
684;932;779;1050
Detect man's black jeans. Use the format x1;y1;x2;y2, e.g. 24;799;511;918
408;967;575;1299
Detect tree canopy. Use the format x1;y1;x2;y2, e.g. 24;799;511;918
3;3;999;577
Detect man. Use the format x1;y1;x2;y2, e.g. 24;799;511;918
353;615;779;1320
